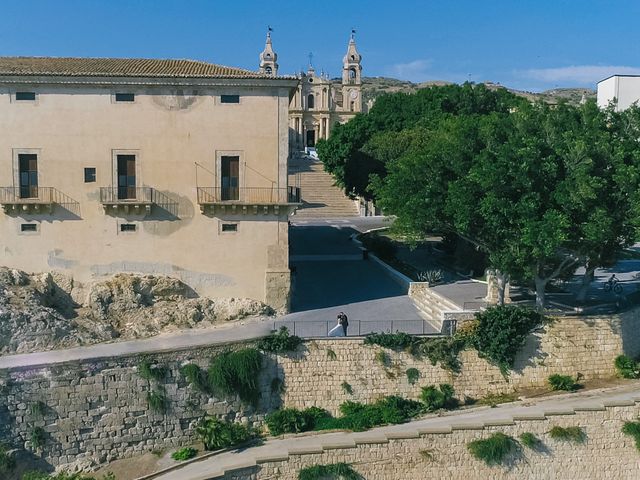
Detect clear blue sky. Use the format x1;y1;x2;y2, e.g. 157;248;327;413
1;0;639;92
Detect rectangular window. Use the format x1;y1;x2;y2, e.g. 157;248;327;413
15;92;36;101
120;223;136;232
18;153;38;199
84;167;96;183
117;154;136;199
115;93;135;102
21;224;37;232
221;223;238;232
220;94;240;104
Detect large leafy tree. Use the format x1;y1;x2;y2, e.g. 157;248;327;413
371;95;640;308
316;83;526;199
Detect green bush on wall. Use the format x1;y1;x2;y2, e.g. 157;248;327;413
298;462;361;480
196;417;253;451
420;384;457;412
258;327;303;353
171;447;198;461
548;374;580;391
622;421;640;450
549;426;586;443
138;359;168;382
470;305;544;373
180;363;211;395
467;432;518;465
265;407;328;436
208;348;263;405
615;355;640;379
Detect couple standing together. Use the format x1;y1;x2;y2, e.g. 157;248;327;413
329;312;349;337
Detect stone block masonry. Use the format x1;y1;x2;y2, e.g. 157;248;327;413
0;342;281;470
0;307;639;470
222;403;640;480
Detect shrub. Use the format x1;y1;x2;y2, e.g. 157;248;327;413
171;447;197;461
405;368;420;385
420;384;457;412
519;432;542;449
615;355;640;379
549;426;586;443
208;348;262;405
147;388;169;413
416;269;443;285
416;337;466;372
30;426;46;450
138;359;168;382
548;374;580;391
298;462;361;480
467;433;518;465
364;332;415;350
0;443;15;473
375;350;391;367
341;381;353;395
622;421;640;450
196;417;253;451
180;363;210;395
265;407;328;436
315;396;424;432
258;327;303;353
470;305;543;373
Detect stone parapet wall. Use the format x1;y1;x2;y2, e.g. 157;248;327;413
223;403;640;480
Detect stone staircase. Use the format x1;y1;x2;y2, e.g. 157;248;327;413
288;155;359;218
408;283;463;331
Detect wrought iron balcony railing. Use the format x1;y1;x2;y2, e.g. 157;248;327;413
197;187;301;205
197;186;301;214
0;187;80;215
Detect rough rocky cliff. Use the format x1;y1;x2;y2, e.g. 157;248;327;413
0;268;273;355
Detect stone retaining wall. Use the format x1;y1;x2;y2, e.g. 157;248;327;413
1;307;639;471
280;307;640;414
223;403;640;480
0;342;280;470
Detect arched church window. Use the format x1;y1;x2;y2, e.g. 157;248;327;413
349;68;356;80
351;55;355;61
265;66;272;75
308;94;315;109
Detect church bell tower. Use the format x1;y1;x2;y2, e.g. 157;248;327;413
259;28;278;76
341;30;362;112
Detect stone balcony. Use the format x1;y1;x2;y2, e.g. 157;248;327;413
196;186;301;215
99;186;155;214
1;186;57;214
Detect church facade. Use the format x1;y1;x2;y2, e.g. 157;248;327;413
258;31;364;151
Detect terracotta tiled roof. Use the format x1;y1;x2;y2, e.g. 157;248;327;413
0;57;290;79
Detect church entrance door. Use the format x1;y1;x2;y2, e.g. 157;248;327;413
306;130;316;147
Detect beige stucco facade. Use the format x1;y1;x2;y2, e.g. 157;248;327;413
0;61;299;310
258;31;364;151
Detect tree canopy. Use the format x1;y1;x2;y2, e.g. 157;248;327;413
320;83;640;307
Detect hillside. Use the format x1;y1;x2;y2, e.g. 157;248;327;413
353;76;595;106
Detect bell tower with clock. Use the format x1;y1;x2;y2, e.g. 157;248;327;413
341;30;362;113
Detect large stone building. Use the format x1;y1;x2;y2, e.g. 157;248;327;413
597;74;640;111
0;57;299;310
258;31;364;151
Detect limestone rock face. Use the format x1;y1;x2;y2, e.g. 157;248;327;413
0;268;273;355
